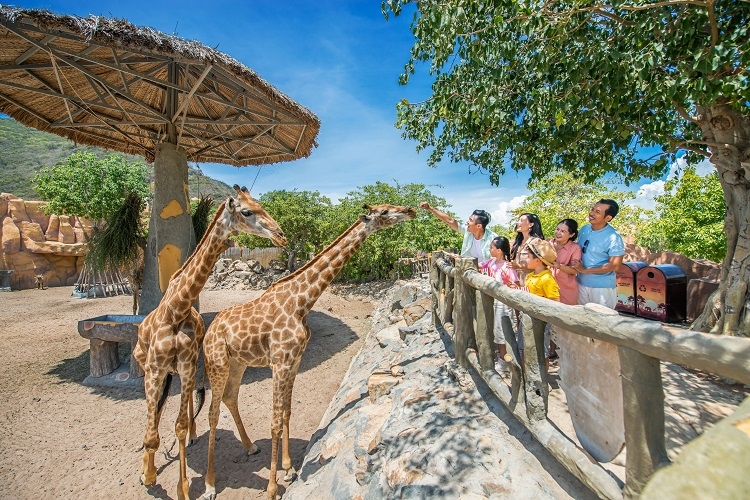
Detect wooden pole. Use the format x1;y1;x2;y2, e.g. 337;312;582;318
429;254;440;330
521;313;547;421
453;258;476;368
619;346;670;498
475;284;495;371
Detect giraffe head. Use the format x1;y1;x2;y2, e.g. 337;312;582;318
359;203;417;233
225;185;287;247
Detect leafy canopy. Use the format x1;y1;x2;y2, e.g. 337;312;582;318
497;171;645;239
636;166;726;262
383;1;749;184
234;181;460;281
234;189;334;265
332;181;460;281
32;151;150;221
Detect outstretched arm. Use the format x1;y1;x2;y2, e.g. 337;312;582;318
419;201;460;233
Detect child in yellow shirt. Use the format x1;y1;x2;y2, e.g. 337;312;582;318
522;238;559;371
525;238;560;301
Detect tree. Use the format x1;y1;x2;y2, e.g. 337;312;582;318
384;1;749;335
234;189;334;271
331;181;461;281
32;151;150;222
636;166;726;262
496;171;646;240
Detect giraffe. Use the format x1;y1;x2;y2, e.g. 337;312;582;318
201;203;417;499
132;185;286;500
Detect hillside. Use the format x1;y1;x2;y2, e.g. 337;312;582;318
0;117;235;201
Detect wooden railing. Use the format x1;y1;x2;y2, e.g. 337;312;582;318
428;252;750;499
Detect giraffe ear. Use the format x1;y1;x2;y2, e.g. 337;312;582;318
359;214;370;223
227;196;236;212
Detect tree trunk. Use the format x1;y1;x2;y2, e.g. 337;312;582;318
692;103;750;337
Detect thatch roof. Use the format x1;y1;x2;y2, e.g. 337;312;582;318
0;7;320;166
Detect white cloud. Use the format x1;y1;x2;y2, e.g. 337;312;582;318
491;195;527;228
628;157;716;210
632;181;665;210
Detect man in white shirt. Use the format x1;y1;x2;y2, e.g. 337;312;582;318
419;202;497;261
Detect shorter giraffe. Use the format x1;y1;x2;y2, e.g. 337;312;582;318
201;203;416;499
133;185;286;500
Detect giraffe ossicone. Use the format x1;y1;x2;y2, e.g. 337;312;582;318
132;185;286;500
201;203;417;500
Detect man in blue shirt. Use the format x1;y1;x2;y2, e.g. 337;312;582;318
419;202;497;261
573;199;625;308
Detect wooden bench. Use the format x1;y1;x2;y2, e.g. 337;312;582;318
78;312;218;379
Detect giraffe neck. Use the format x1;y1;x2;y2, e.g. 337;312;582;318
274;220;369;313
158;206;230;315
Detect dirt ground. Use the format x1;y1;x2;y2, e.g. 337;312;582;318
0;285;374;499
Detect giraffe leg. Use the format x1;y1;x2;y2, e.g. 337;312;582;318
266;367;288;500
223;359;259;458
175;336;199;500
203;347;229;500
140;367;168;487
183;310;204;445
280;365;300;482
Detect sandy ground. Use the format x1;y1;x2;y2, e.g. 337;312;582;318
0;286;374;499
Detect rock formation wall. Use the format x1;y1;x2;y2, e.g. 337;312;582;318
0;193;92;290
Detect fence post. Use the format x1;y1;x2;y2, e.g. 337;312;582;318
619;346;670;498
521;313;548;421
429;254;440;329
475;286;495;371
454;258;477;368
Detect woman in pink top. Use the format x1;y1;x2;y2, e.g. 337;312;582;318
550;218;582;305
548;218;582;360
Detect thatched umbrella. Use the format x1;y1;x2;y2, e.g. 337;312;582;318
0;7;320;313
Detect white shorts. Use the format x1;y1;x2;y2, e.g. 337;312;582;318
493;300;514;345
578;285;617;309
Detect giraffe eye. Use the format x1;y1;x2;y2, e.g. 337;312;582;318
240;209;253;217
380;209;388;215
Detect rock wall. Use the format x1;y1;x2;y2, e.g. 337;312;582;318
624;243;720;282
284;279;590;499
0;193;92;290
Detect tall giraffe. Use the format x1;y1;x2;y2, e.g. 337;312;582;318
201;203;416;499
133;185;286;500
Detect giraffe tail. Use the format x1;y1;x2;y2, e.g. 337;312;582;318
157;373;172;414
193;349;206;420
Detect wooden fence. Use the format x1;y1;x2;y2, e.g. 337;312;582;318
429;252;750;499
218;246;283;268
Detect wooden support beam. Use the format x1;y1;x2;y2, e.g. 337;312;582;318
453;258;476;368
619;346;671;498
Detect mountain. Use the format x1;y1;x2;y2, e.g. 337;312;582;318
0;117;235;201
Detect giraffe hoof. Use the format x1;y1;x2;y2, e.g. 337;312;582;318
283;466;297;482
140;472;156;487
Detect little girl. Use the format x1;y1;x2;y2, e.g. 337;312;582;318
479;236;519;372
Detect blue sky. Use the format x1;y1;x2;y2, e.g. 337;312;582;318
13;1;713;228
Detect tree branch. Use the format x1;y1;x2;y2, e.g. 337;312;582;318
706;0;719;48
674;143;712;157
671;99;700;124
